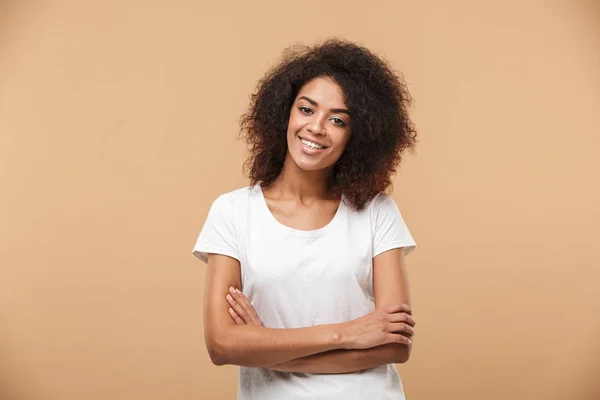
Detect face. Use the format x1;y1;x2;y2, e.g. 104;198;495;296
286;76;352;172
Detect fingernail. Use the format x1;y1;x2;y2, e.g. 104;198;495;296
229;287;235;293
235;288;241;294
226;294;232;301
228;307;234;313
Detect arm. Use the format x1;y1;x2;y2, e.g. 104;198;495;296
267;344;407;374
268;247;414;373
371;246;414;363
204;253;412;368
204;253;343;367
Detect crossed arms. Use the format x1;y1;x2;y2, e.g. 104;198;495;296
203;248;415;374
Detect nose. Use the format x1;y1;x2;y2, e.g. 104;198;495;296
307;115;326;135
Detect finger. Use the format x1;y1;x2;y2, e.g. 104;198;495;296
226;294;249;323
389;333;412;345
388;322;415;337
384;303;412;315
230;287;253;314
233;288;261;321
235;289;258;319
389;312;416;327
228;307;245;325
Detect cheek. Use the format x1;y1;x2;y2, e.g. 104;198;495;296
286;117;301;138
287;109;303;128
332;131;351;153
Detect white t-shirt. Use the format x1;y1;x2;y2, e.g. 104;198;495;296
192;185;417;400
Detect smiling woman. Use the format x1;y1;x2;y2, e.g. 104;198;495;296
239;38;417;210
192;38;419;400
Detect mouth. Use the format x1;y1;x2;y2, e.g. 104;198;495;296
298;135;328;151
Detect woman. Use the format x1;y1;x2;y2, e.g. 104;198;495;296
192;38;418;399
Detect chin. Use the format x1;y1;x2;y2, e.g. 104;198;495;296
295;160;323;172
289;152;328;172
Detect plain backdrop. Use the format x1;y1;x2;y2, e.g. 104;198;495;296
1;1;599;399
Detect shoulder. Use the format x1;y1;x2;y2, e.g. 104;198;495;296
366;191;417;256
210;185;255;209
366;192;399;217
343;192;398;220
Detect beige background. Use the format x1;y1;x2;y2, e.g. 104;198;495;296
1;1;599;399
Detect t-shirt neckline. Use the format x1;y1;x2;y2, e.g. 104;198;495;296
254;184;346;238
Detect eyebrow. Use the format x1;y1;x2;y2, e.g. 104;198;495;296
298;96;351;116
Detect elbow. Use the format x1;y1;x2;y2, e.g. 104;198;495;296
390;343;412;364
394;352;411;364
206;336;231;366
208;349;227;366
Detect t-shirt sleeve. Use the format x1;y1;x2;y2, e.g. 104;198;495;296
371;193;417;258
191;193;239;264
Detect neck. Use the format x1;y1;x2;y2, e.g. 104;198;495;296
268;153;334;201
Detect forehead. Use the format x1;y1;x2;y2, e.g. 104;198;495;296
296;77;346;106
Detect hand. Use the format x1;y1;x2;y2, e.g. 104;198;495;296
341;303;415;349
225;286;264;327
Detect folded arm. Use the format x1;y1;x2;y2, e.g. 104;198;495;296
204;253;413;369
267;344;406;374
266;247;414;373
204;254;343;367
227;249;414;374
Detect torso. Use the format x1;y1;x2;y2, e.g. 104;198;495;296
208;185;407;400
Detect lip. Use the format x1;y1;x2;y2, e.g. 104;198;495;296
298;135;328;155
298;135;329;149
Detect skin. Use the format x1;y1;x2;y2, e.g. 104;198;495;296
203;76;415;372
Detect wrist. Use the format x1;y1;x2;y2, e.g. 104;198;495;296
333;321;351;349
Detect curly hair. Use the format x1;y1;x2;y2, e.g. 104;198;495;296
239;38;418;210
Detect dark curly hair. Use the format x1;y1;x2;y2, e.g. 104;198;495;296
239;38;418;210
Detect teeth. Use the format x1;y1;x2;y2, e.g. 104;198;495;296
300;138;325;149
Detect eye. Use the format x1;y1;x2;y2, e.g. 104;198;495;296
299;106;313;115
330;117;347;127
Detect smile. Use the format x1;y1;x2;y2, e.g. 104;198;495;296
299;136;327;150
